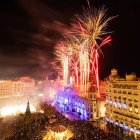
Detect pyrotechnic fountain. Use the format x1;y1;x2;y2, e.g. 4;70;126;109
0;95;41;117
0;104;36;117
54;6;114;120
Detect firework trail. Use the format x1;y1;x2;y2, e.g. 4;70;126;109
70;7;113;97
55;37;78;86
55;6;114;97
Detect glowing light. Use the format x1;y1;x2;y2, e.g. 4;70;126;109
106;117;109;121
38;93;44;97
0;104;36;117
109;101;112;104
136;130;140;134
130;108;132;112
124;125;129;130
135;108;138;113
40;110;44;113
43;125;73;140
130;127;134;132
120;123;123;127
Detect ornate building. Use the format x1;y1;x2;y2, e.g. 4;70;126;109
56;81;106;121
106;69;140;139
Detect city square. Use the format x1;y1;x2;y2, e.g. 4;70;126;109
0;0;139;140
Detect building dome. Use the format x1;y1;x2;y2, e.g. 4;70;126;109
51;125;67;133
43;125;73;140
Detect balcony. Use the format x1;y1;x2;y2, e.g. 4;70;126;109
128;92;132;95
123;119;139;127
133;93;138;96
134;99;138;102
114;111;140;121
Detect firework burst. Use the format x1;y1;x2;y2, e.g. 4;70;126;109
55;6;114;97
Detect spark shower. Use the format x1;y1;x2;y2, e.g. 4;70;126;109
55;7;113;98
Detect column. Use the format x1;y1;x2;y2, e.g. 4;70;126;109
134;127;137;140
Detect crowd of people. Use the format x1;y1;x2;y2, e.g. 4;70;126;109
41;102;125;140
0;101;135;140
51;112;124;140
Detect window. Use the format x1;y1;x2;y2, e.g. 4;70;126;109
129;103;132;107
114;90;117;93
134;99;138;102
135;108;138;113
118;96;121;99
123;97;126;100
128;92;132;95
118;90;121;93
134;104;138;108
90;94;92;99
123;91;126;94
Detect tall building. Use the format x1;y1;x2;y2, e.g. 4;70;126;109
106;69;140;138
88;83;106;121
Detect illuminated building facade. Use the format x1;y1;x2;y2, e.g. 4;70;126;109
20;77;36;96
0;77;36;98
56;81;106;121
106;69;140;138
0;77;37;115
56;87;90;120
0;80;13;98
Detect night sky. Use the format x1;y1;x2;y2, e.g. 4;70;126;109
0;0;140;80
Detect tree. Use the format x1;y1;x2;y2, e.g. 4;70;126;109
24;101;31;138
25;100;31;116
